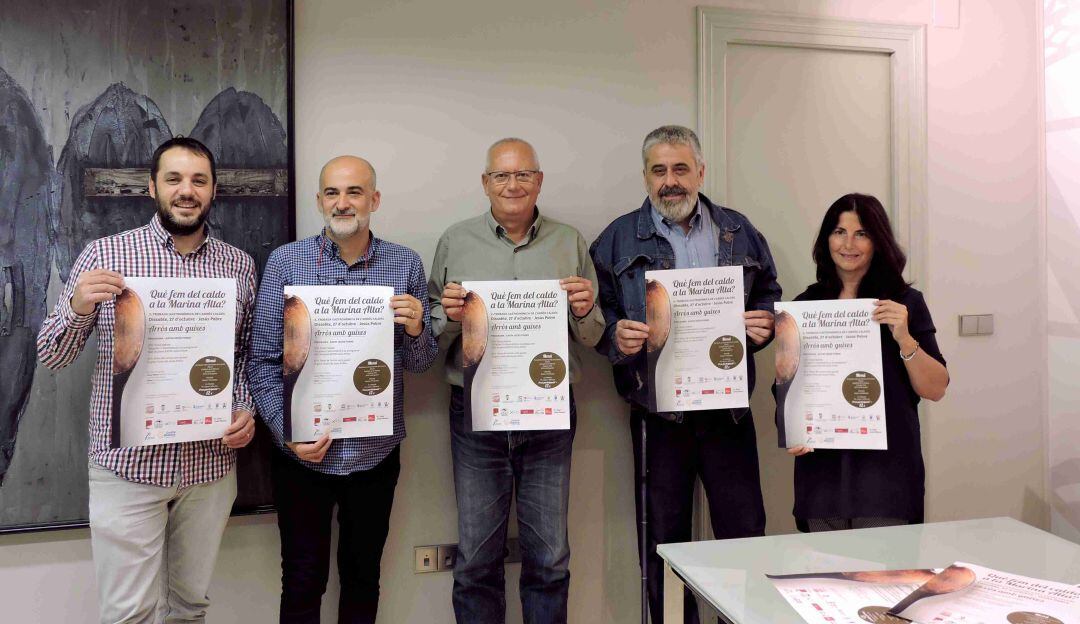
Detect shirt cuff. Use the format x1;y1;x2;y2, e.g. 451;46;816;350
61;296;96;329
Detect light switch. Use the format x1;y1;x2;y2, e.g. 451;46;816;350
976;314;994;335
959;315;979;336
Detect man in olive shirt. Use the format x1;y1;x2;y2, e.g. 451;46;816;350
429;138;604;624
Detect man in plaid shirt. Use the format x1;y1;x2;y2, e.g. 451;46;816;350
36;137;258;624
248;155;437;623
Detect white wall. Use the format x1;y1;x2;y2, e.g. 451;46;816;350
0;1;1047;622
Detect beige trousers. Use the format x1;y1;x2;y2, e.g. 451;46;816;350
88;463;237;624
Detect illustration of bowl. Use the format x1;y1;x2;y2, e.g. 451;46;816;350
462;291;488;368
645;279;671;353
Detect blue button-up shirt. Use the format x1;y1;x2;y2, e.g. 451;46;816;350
248;231;438;474
649;201;719;270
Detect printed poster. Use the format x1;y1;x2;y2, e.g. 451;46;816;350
112;277;236;447
461;280;570;431
768;569;939;624
283;286;395;442
774;299;886;450
644;266;749;412
889;562;1080;624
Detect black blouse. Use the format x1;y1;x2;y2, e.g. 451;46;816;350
788;285;947;526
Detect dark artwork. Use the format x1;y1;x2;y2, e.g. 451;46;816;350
0;0;293;531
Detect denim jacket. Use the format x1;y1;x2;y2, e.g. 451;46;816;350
589;194;782;422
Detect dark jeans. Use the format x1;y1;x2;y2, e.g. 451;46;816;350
449;386;576;624
272;446;401;624
631;407;766;624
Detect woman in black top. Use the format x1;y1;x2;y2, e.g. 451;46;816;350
786;193;949;532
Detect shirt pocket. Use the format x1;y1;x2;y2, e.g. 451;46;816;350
614;254;652;321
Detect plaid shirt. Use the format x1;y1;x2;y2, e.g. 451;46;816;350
247;232;438;475
36;215;257;488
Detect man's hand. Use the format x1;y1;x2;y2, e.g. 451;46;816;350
615;319;650;356
287;434;332;463
560;276;595;318
222;409;255;449
786;445;814;456
744;310;774;346
71;269;125;316
441;283;466;322
391;294;424;336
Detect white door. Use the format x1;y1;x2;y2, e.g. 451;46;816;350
697;8;927;536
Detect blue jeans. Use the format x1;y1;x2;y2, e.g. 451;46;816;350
449;386;576;624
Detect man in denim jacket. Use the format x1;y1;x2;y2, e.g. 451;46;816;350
590;125;782;624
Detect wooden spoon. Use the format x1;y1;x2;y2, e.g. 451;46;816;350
890;564;977;615
282;294;311;441
110;288;145;447
461;291;488;369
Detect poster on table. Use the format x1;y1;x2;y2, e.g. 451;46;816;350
889;562;1080;624
773;299;886;450
461;279;570;431
282;286;395;442
111;277;236;447
643;266;748;413
768;569;938;624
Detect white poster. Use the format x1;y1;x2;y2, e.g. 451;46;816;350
768;569;938;624
112;277;236;447
461;279;570;431
282;286;395;442
643;266;748;412
773;299;886;450
890;562;1080;624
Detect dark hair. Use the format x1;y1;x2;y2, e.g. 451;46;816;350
150;136;216;184
811;193;909;298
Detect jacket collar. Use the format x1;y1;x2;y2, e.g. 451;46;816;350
635;193;740;240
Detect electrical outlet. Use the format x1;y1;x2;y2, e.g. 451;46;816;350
414;546;438;573
438;544;458;570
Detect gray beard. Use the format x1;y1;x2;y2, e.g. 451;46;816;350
653;195;695;223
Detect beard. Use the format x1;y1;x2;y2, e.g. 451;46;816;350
651;185;696;223
323;211;369;239
156;195;209;236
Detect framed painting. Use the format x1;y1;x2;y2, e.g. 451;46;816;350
0;0;295;532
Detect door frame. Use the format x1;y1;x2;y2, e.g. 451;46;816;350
697;6;927;284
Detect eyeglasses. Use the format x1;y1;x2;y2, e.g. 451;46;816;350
485;170;541;186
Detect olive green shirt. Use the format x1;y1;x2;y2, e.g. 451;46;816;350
428;209;605;387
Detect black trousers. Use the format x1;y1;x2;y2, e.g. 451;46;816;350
272;446;401;624
631;407;766;624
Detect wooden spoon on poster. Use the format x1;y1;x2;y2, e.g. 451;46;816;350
770;569;937;584
282;294;311;442
773;310;801;447
110;288;145;447
889;564;977;615
644;279;672;411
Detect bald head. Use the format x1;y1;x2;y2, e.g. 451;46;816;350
485;138;540;172
319;155;377;192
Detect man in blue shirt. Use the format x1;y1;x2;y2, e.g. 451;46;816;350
248;155;438;623
590;126;782;624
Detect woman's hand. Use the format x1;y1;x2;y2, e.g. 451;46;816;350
873;299;912;346
787;445;814;456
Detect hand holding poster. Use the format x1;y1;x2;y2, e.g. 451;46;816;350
461;280;570;431
283;286;395;442
768;569;938;624
112;277;236;447
774;299;886;450
889;562;1080;624
644;266;748;412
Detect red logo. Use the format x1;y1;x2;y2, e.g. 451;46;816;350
314;418;321;424
368;414;375;422
807;426;813;432
178;419;192;426
724;388;732;394
521;409;535;415
343;417;357;423
675;390;682;396
545;408;552;415
835;428;849;433
145;420;153;428
493;408;499;414
702;389;715;395
860;427;868;434
205;417;213;425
